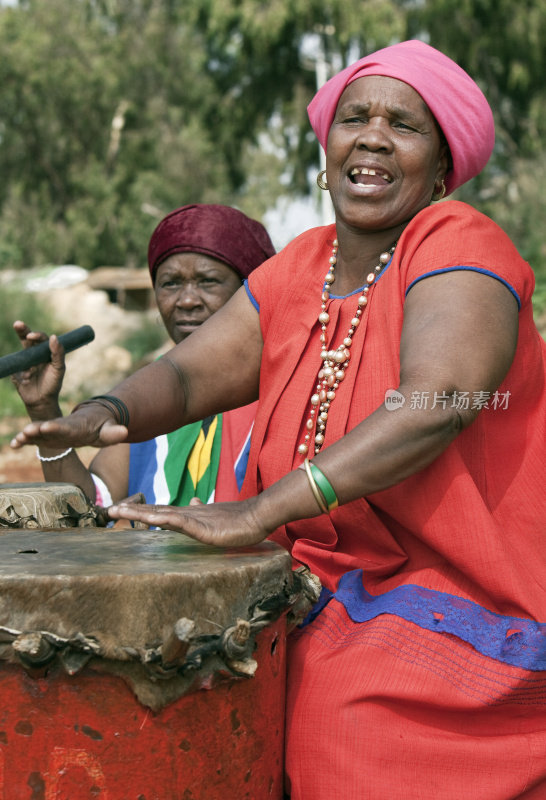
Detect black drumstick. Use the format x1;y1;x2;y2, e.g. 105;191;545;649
0;325;95;379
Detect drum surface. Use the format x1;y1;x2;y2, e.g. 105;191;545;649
0;528;310;702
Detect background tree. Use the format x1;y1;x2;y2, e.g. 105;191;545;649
0;0;404;267
0;0;544;319
406;0;546;307
0;0;232;268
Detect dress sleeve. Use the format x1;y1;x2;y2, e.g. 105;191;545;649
245;225;335;337
245;250;283;333
399;201;536;310
244;256;277;342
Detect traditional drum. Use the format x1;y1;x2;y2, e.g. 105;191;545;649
0;485;320;799
0;482;101;528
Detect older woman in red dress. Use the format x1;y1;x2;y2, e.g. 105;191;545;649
12;41;546;799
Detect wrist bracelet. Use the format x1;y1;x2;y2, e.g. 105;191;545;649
93;395;129;427
302;458;328;514
308;461;339;512
72;395;130;427
36;447;74;462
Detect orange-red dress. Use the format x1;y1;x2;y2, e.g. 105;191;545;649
244;201;546;799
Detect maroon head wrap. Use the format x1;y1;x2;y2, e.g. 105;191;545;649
147;204;276;283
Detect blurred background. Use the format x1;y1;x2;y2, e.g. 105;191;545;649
0;0;545;469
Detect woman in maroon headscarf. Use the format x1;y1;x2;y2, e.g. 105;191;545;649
12;204;275;508
12;42;546;798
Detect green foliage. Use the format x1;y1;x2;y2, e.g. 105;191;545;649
0;280;57;416
0;379;26;421
0;0;544;313
480;155;546;319
403;0;546;316
120;315;169;363
0;0;236;270
0;0;405;270
0;283;56;358
406;0;546;164
194;0;405;193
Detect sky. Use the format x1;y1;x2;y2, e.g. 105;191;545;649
264;194;332;251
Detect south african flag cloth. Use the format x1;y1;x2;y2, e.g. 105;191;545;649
127;403;256;505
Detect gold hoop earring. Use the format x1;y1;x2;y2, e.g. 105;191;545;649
316;170;329;191
432;179;446;201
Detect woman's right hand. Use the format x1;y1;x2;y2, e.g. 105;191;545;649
11;320;65;419
10;404;129;451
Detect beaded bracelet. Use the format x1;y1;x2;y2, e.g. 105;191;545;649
72;395;130;427
36;447;74;462
302;458;328;514
308;461;339;512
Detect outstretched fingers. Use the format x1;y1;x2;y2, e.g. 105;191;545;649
10;416;128;450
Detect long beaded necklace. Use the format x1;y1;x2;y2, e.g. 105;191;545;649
297;238;396;457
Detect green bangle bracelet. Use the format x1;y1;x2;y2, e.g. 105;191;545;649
302;458;328;514
309;462;338;512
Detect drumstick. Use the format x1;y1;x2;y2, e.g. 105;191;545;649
0;325;95;379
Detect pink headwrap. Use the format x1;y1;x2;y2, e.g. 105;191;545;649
148;204;276;283
307;40;495;195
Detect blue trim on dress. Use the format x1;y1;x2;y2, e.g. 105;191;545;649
302;569;546;671
244;279;260;311
328;253;394;299
405;267;522;309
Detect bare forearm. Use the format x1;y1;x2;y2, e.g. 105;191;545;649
106;398;472;545
11;290;262;453
37;447;97;501
27;406;94;501
105;345;259;442
23;397;98;500
95;357;189;442
104;291;261;442
253;400;466;532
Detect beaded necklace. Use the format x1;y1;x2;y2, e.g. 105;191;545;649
297;239;396;456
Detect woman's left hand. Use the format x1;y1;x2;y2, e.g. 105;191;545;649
107;496;269;548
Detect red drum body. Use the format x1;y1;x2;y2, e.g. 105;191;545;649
0;624;284;799
0;486;319;800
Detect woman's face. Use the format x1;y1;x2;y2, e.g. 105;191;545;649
325;75;449;234
154;253;242;344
